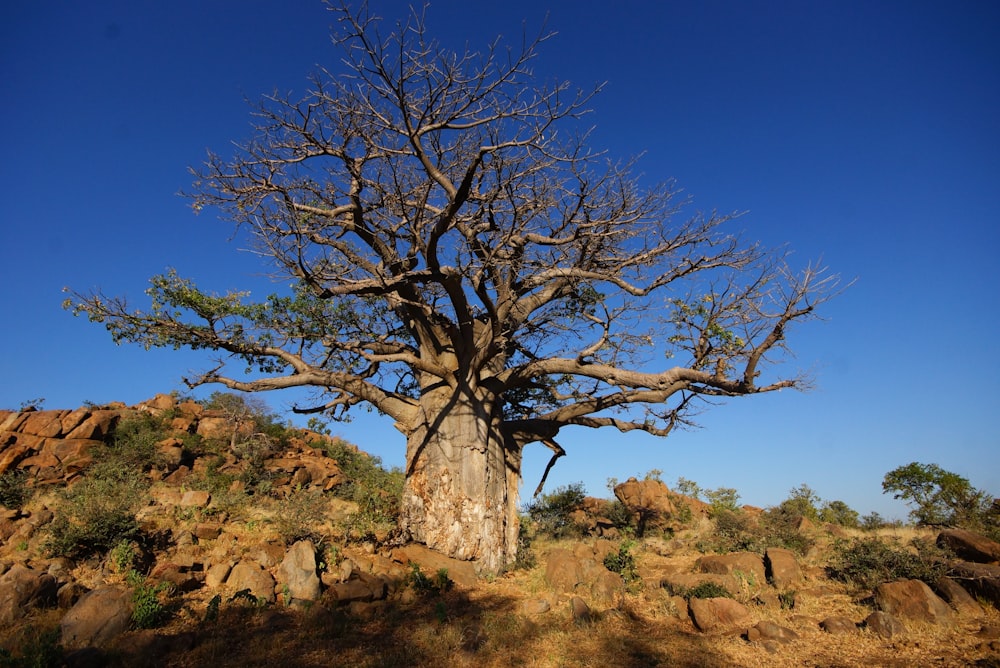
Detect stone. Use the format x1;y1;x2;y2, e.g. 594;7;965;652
0;564;58;622
874;579;954;625
57;581;88;609
951;562;1000;608
327;578;375;605
863;611;906;638
277;540;321;603
61;586;133;649
934;576;984;616
937;529;1000;564
696;552;766;587
141;394;176;415
226;561;276;604
745;620;799;644
765;547;803;589
205;563;232;589
613;477;677;531
180;490;211;507
521;598;551;615
392;543;478;588
20;410;68;438
570;596;591;624
820;616;857;634
65;411;119;441
688;597;751;633
196;416;235;441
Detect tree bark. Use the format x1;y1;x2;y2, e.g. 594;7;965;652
399;386;522;575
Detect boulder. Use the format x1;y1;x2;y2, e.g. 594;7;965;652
61;586;133;649
862;611;906;638
951;562;1000;608
20;410;68;438
820;616;857;634
570;596;592;625
874;579;954;625
613;478;677;531
765;547;803;589
65;410;119;441
934;576;984;616
225;561;276;604
937;529;1000;564
688;597;751;633
745;620;799;644
0;564;58;623
392;543;478;588
696;552;766;586
277;540;321;603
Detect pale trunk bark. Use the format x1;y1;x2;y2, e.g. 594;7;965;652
399;388;522;575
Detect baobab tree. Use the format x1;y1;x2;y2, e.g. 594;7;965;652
66;3;838;574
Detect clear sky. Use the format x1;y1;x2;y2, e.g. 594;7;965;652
3;1;998;521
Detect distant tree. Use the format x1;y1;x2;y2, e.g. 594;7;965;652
882;462;994;529
819;499;859;528
777;483;821;522
64;2;838;573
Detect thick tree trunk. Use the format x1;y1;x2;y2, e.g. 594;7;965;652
399;388;522;575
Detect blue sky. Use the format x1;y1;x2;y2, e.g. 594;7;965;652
3;1;998;520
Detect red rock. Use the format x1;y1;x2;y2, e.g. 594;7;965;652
874;579;954;625
19;410;68;438
689;597;751;632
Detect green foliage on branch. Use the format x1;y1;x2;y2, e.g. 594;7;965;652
882;462;997;537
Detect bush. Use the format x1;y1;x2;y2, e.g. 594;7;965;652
324;438;403;541
603;540;639;584
0;470;31;510
827;536;952;591
699;507;813;556
523;482;587;538
44;466;144;559
683;581;733;600
128;571;172;629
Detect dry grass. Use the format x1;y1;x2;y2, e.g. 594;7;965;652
4;489;998;667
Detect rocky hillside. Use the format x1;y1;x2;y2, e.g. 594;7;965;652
1;394;999;667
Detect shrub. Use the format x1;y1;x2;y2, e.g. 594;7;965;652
603;539;639;584
272;489;329;545
323;438;404;540
523;482;587;538
699;507;813;556
0;470;31;510
683;581;733;600
44;465;145;559
827;536;952;591
405;563;452;595
704;487;740;517
128;571;172;629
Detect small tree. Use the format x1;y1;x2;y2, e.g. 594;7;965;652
65;2;838;573
882;462;994;529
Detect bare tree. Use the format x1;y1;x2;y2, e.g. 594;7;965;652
66;3;838;574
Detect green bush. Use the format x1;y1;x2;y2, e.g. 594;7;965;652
827;536;952;591
128;571;171;629
699;507;813;556
0;470;31;510
682;581;733;600
44;466;144;559
603;540;639;584
523;482;587;538
324;438;404;541
405;563;452;595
